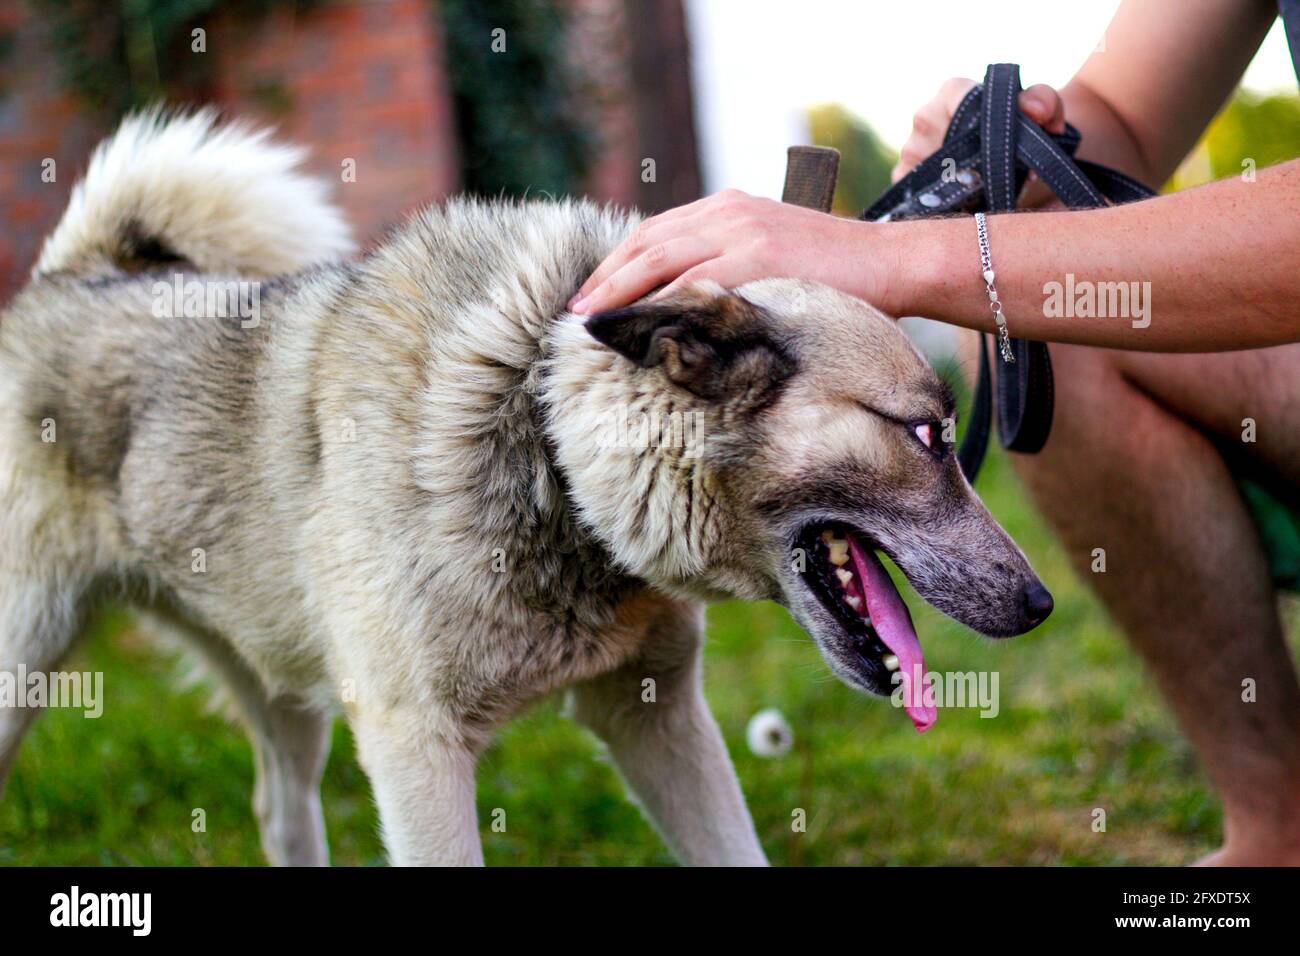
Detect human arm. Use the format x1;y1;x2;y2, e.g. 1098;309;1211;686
885;160;1300;351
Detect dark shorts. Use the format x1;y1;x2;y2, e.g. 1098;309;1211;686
1240;479;1300;591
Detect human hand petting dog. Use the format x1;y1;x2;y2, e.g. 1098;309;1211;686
567;189;896;316
569;81;1066;320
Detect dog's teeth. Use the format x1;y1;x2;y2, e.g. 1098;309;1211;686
821;530;834;544
835;568;853;587
844;595;862;611
828;540;850;566
883;653;900;672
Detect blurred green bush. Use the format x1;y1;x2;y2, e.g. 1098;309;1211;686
807;102;897;216
439;0;593;198
1168;87;1300;189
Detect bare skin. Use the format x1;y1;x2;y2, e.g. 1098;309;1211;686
576;0;1300;864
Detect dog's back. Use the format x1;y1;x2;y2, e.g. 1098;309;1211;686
0;109;638;703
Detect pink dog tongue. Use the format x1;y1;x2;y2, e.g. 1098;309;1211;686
846;535;936;733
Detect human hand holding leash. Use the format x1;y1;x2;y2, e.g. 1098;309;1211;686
892;77;1066;182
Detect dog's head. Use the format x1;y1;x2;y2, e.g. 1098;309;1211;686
569;279;1051;729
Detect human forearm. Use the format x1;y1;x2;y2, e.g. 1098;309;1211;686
879;160;1300;351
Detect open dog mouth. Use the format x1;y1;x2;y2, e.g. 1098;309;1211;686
798;523;937;732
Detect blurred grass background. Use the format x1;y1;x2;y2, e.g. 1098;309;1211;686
7;440;1292;866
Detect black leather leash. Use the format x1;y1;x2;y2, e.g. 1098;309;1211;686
861;63;1155;482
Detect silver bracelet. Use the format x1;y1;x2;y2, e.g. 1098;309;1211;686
974;212;1015;364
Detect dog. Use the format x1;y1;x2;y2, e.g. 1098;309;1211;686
0;111;1052;865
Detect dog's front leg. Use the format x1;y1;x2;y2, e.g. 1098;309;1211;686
350;707;483;866
570;602;768;866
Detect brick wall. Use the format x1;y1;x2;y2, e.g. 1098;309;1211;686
207;0;458;245
0;3;105;299
0;0;459;299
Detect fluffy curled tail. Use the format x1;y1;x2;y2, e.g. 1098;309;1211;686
34;108;355;279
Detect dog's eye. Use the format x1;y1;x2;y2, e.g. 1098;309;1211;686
910;420;948;458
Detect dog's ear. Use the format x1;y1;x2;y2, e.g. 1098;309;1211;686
584;283;794;402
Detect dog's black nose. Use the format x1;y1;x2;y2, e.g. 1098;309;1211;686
1021;581;1054;628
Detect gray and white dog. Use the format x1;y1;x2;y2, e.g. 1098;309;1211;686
0;112;1052;865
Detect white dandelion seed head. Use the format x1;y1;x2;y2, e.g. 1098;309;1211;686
746;708;794;758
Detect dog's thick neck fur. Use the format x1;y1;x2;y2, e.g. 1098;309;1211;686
328;198;725;637
539;315;722;592
379;201;728;595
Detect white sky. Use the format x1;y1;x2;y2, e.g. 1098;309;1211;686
685;0;1298;196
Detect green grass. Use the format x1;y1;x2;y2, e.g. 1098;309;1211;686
0;446;1282;865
